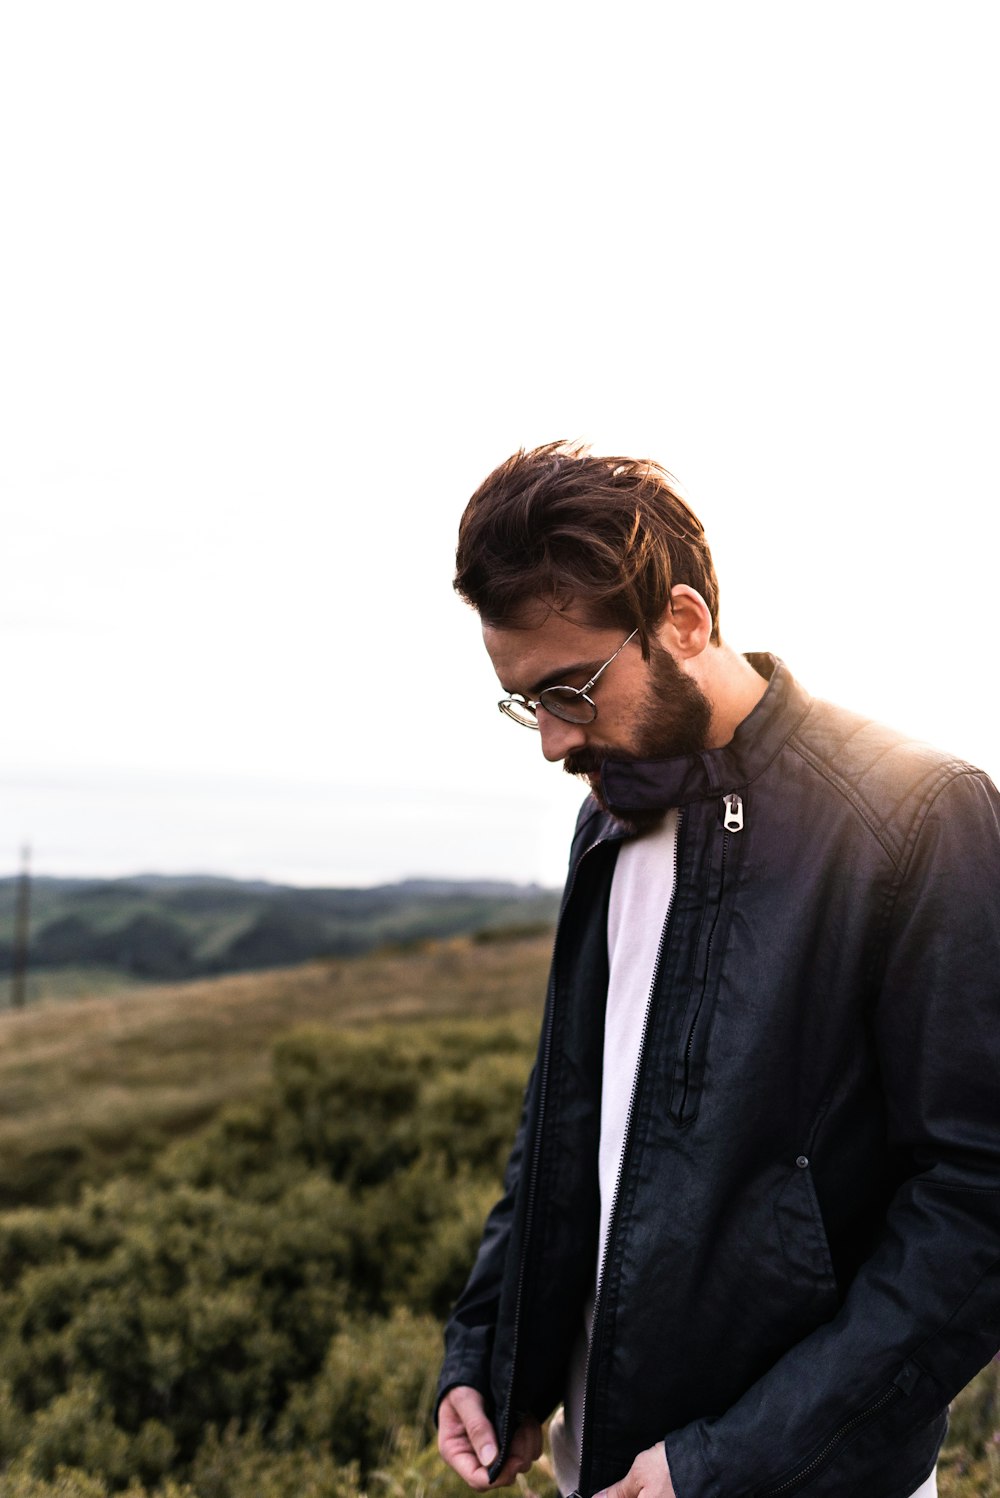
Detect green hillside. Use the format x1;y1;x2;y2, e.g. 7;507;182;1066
0;875;560;993
0;932;553;1209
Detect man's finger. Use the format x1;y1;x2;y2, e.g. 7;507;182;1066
594;1443;673;1498
440;1445;491;1490
508;1414;542;1466
444;1386;499;1468
437;1418;491;1490
484;1413;543;1488
594;1479;630;1498
437;1386;500;1488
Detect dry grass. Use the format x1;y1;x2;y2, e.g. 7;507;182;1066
0;933;553;1204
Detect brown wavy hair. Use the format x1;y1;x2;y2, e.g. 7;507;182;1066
453;441;721;656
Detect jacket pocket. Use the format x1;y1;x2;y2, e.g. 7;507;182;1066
773;1158;839;1303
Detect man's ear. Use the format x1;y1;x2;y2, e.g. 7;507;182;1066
656;585;713;659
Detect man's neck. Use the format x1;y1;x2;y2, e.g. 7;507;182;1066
701;645;770;749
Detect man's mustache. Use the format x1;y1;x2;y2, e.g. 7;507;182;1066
563;748;610;777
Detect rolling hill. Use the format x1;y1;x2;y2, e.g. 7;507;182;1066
0;872;559;993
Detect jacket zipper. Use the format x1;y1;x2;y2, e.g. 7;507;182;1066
577;811;683;1498
757;1383;901;1496
675;792;744;1122
488;828;618;1484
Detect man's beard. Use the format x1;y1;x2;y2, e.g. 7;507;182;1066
563;641;713;833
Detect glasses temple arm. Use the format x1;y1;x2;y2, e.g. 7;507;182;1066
578;627;639;693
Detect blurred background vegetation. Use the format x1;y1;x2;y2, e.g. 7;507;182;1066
0;876;559;994
0;931;996;1496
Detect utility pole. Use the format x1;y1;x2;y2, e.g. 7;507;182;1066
11;844;30;1009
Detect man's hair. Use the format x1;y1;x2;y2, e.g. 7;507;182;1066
454;441;721;655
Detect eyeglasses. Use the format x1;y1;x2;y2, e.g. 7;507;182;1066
498;628;639;729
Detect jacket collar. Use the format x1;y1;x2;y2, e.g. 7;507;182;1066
599;653;813;815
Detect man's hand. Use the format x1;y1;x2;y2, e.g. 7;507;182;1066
594;1441;676;1498
437;1384;542;1490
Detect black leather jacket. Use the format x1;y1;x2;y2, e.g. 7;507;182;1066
438;657;1000;1498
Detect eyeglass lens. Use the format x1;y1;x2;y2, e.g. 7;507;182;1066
538;687;597;724
499;699;538;726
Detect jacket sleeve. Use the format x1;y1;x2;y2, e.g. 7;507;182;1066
665;769;1000;1498
435;1061;538;1419
436;797;597;1422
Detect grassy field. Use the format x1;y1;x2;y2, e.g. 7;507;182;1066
0;936;997;1496
0;968;150;1010
0;934;553;1209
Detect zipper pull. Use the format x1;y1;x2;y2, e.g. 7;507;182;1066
723;792;744;832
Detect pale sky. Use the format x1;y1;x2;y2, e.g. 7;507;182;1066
3;2;998;889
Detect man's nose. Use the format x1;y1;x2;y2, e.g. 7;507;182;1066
536;707;588;762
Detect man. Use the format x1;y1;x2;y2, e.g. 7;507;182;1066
436;442;1000;1498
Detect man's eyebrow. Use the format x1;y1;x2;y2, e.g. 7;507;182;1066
523;658;604;697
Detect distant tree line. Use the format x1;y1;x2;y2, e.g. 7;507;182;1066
0;876;559;984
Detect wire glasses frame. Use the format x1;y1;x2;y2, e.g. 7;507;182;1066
498;628;639;729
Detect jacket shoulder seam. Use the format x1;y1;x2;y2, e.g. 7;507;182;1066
786;738;899;865
893;765;986;885
855;766;984;1002
787;738;972;871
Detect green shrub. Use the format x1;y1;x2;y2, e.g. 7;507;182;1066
0;1469;114;1498
271;1029;423;1187
939;1359;1000;1496
277;1307;440;1475
416;1051;529;1176
16;1381;130;1483
0;1017;537;1493
189;1423;360;1498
